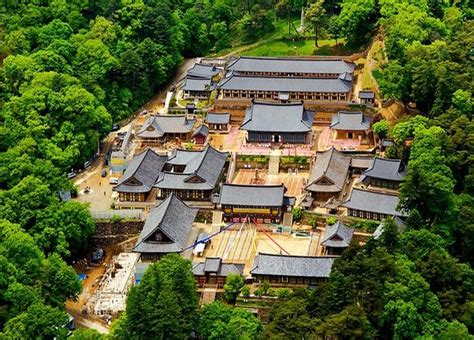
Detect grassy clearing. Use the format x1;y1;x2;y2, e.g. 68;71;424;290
358;40;386;91
244;38;352;57
209;17;360;57
210;18;303;57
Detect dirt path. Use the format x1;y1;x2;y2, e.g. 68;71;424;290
68;310;110;334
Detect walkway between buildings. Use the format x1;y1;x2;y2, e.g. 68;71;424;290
268;150;281;175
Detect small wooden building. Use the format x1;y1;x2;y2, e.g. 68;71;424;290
330;111;371;140
321;221;354;255
192;257;244;288
136;115;196;144
192;125;209;145
206;112;231;132
358;90;375;105
113;149;167;204
155;146;228;202
182;63;222;99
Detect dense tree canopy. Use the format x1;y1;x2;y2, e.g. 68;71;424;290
111;254;198;339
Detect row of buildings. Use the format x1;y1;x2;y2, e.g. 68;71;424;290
134;103;373;148
113;144;406;222
304;147;407;220
180;57;376;107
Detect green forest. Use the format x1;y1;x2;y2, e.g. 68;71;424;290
0;0;473;338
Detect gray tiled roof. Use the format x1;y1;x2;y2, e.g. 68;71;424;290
155;146;228;191
250;253;336;278
362;158;407;182
343;188;406;217
338;72;353;82
228;56;355;75
306;148;350;193
187;63;221;79
133;194;197;254
219;184;285;207
206;112;230;124
350;156;374;169
330;111;371;131
192;258;244;277
240;101;314;133
137;115;195;138
204;257;222;273
359;90;375;99
321;221;354;248
114;149;167;193
218;74;352;93
192;125;209;138
182;76;214;92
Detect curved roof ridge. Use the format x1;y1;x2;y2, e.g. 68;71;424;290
256;252;340;259
116;148;161;186
250;99;304;106
223;183;284;188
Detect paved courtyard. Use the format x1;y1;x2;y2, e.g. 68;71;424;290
194;222;323;276
232;169;308;198
210;126;315;156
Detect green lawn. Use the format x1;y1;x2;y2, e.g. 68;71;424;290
244;38;351;57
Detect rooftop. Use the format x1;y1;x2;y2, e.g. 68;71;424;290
361;158;407;182
137;115;195;138
182;76;214;92
241;100;314;133
114;149;167;193
321;221;354;248
228;56;355;75
187;63;221;79
330;111;371;131
192;125;209;138
359;90;375;99
343;188;406;217
218;74;352;94
192;257;244;277
218;183;288;207
155;146;228;191
133;194;197;254
206;112;230;125
350;156;374;169
306;148;351;193
250;253;336;278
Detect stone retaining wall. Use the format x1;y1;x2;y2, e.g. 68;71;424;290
91;221;143;247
